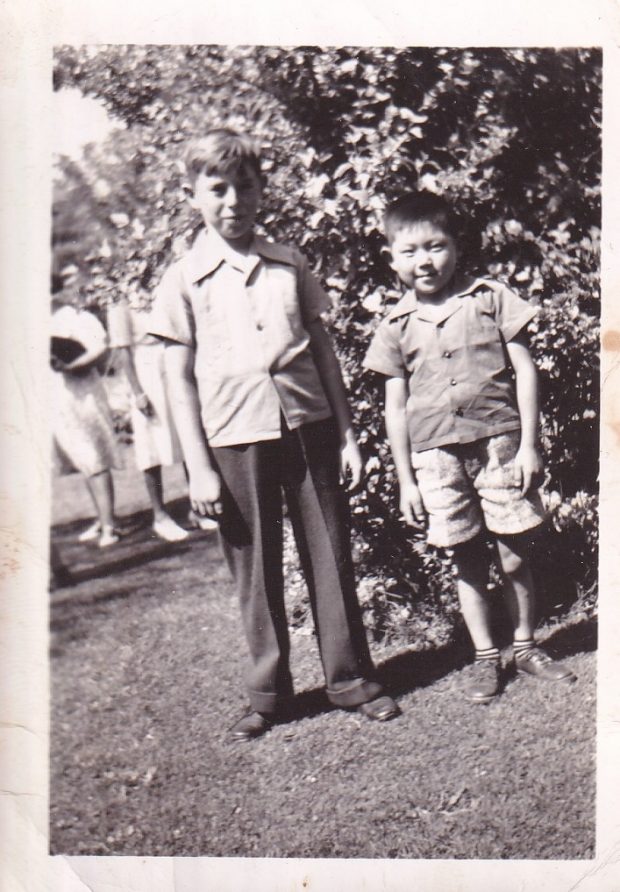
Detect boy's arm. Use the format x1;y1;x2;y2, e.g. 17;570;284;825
506;332;544;495
384;376;426;526
306;318;362;490
163;342;223;516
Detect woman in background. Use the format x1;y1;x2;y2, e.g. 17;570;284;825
51;300;121;548
107;293;216;541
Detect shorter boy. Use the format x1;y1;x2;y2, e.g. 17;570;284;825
148;128;399;739
364;191;576;703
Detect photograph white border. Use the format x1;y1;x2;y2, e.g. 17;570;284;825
1;1;619;889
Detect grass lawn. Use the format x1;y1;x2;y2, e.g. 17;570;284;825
50;465;596;859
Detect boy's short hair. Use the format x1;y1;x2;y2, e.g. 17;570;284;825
384;191;464;245
184;128;262;186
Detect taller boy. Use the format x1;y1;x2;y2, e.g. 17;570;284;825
364;192;576;703
149;129;399;739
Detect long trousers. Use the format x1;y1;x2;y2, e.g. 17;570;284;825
211;418;382;714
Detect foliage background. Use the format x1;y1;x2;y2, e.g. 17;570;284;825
52;45;600;643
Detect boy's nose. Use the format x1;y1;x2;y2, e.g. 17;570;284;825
224;187;239;208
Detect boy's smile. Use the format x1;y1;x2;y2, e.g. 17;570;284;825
387;221;458;301
188;163;262;248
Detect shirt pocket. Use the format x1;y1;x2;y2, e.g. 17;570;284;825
267;265;304;337
192;297;232;374
464;308;507;375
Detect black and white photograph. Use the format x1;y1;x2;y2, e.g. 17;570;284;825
49;42;599;857
2;2;619;891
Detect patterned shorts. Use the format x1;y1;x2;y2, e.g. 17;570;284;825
410;431;546;548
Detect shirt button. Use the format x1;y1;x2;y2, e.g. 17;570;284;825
450;378;457;386
256;322;264;331
443;350;452;358
455;408;463;416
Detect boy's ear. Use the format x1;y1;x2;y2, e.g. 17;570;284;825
380;244;395;268
181;182;197;207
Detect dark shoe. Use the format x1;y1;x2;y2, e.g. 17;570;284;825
228;710;274;742
515;647;577;682
357;695;401;722
463;660;501;704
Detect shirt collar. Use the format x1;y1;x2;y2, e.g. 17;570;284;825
185;228;296;284
386;276;488;322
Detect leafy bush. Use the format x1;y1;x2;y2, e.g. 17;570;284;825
52;46;600;641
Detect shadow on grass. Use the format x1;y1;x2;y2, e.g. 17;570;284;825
541;616;597;658
279;615;598;725
51;497;221;587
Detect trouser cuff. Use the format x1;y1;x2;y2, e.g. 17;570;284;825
326;678;383;708
248;689;295;715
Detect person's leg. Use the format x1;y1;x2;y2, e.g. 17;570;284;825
183;463;218;531
84;470;118;547
144;464;188;541
452;535;495;650
143;464;166;518
496;533;576;682
283;420;389;715
495;534;536;640
452;535;502;703
213;440;294;723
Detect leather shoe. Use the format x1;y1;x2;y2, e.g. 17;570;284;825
228;710;274;742
463;660;501;704
357;695;401;722
516;647;576;682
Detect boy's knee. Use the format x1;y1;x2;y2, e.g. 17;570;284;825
496;537;528;576
452;535;489;581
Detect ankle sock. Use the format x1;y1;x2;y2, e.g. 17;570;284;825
513;638;536;660
475;646;500;664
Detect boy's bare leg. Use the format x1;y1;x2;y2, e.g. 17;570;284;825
496;532;576;682
495;534;536;641
452;535;494;651
452;535;502;703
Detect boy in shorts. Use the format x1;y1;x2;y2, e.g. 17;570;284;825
148;128;399;739
364;191;576;703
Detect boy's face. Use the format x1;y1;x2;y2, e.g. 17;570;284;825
187;162;262;247
386;221;458;300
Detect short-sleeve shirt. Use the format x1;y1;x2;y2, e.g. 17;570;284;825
107;300;159;349
148;228;333;447
363;277;537;452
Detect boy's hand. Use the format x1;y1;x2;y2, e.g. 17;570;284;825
400;481;426;527
340;436;363;491
514;445;544;495
189;467;223;517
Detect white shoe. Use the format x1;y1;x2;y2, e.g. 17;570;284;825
187;510;219;532
98;526;120;548
152;515;189;542
78;520;101;542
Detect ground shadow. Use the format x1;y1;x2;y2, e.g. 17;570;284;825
280;615;597;724
539;616;597;657
51;496;221;586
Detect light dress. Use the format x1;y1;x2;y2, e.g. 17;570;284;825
107;300;183;472
51;305;121;477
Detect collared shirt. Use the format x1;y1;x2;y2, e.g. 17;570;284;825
363;277;538;452
148;228;333;447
